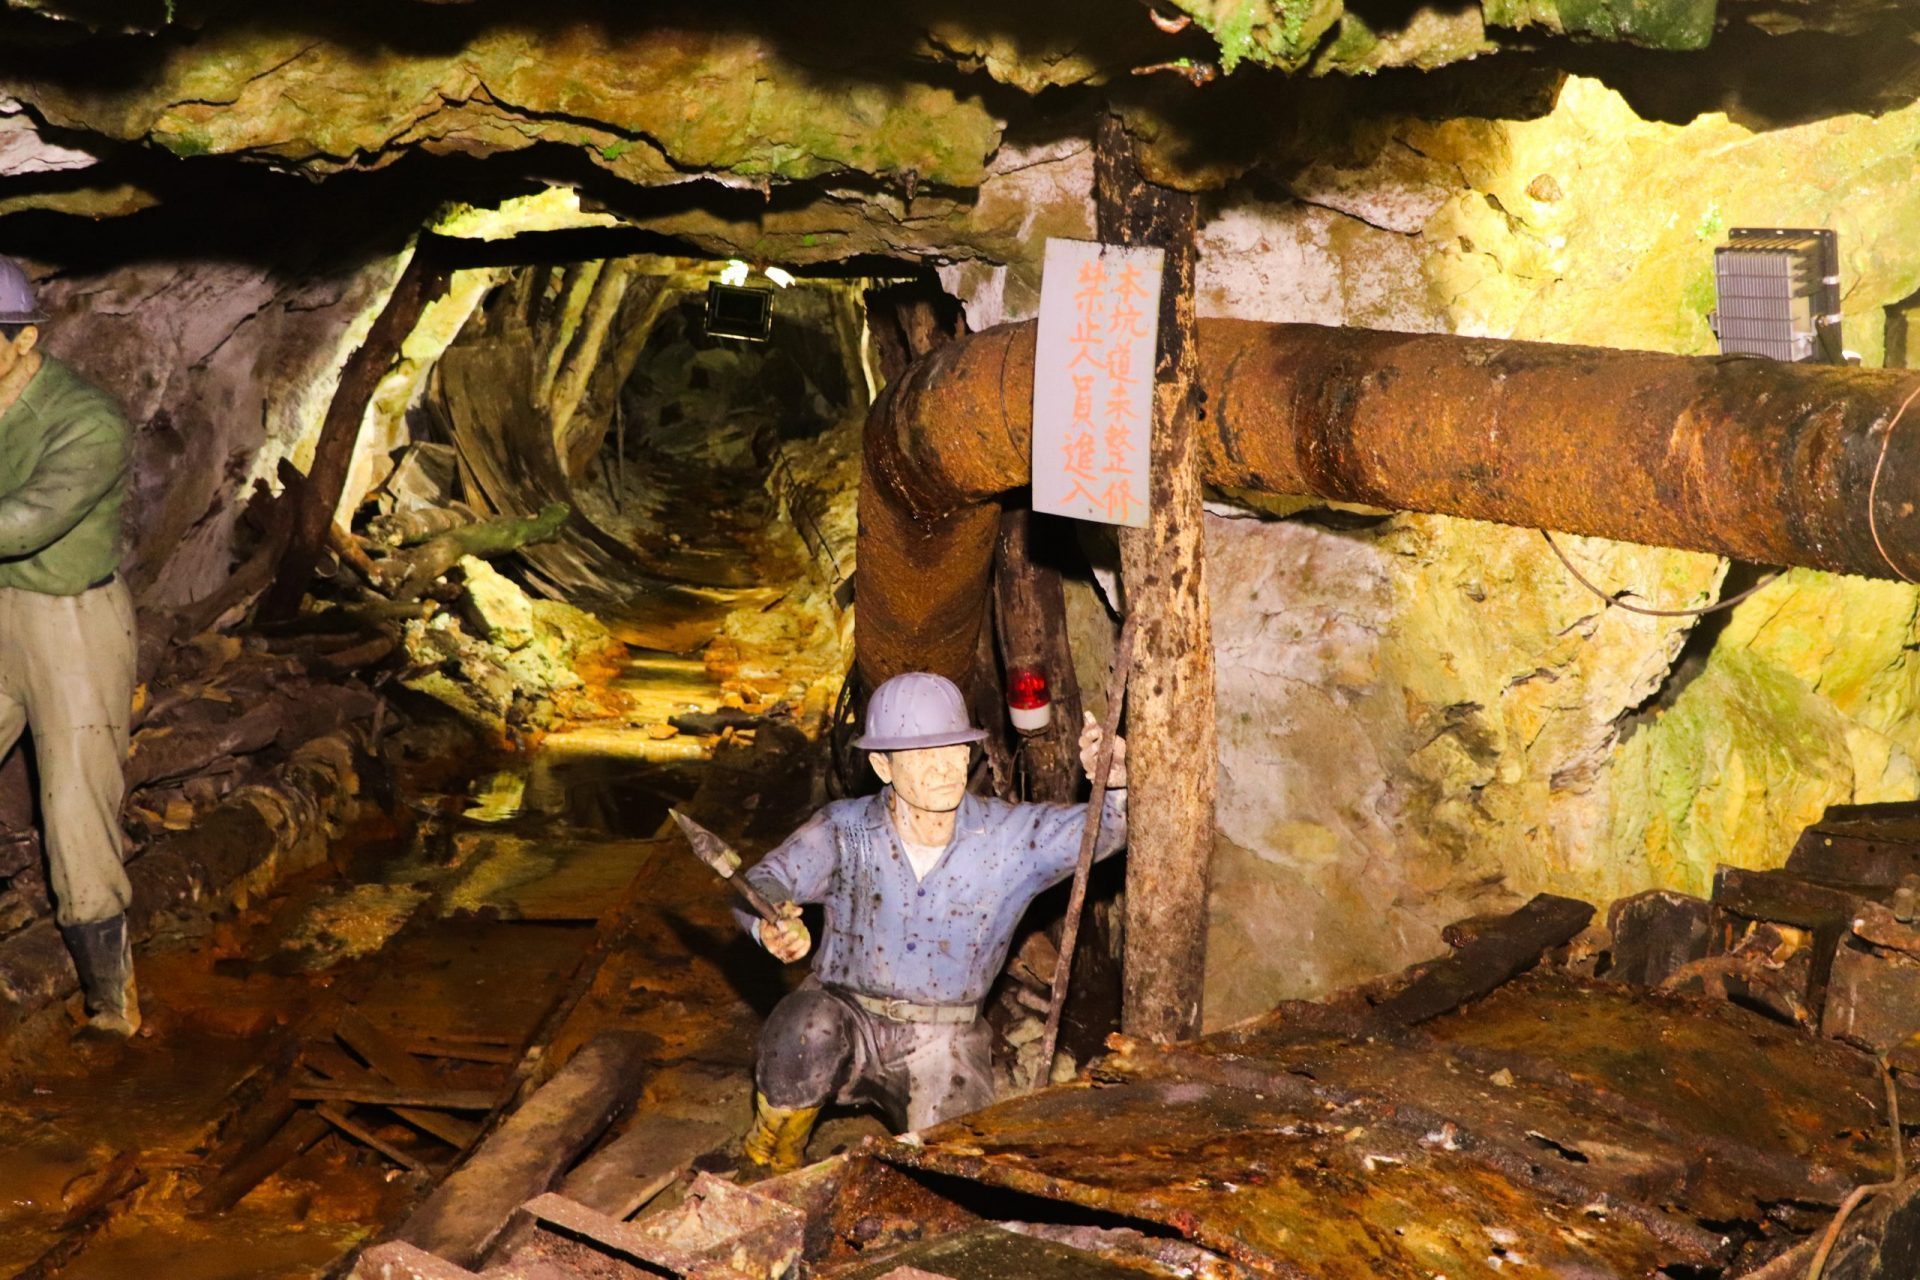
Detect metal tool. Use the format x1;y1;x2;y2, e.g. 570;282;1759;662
668;808;784;925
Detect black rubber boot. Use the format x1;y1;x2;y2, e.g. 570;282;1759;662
58;914;140;1037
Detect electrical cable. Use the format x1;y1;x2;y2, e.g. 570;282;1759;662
1541;530;1781;619
1866;380;1920;584
1547;375;1920;613
1803;1057;1907;1280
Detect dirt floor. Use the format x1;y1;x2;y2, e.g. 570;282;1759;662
0;644;872;1277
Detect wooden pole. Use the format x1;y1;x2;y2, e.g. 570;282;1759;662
1032;614;1135;1088
262;242;453;622
993;508;1085;802
1093;112;1217;1043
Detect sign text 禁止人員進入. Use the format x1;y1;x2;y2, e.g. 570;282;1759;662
1031;237;1162;528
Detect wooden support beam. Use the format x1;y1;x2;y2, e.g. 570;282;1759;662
1093;113;1216;1043
191;1109;333;1214
291;1082;499;1111
993;508;1084;802
263;243;454;622
393;1030;655;1267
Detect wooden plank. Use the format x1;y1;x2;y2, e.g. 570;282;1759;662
555;1114;731;1218
394;1031;656;1266
1093;111;1215;1043
1371;894;1595;1028
521;1178;806;1279
401;1038;518;1065
292;1081;499;1111
1824;944;1920;1054
336;1008;486;1148
304;1038;483;1145
1606;890;1711;987
317;1105;430;1176
1789;828;1920;889
1715;865;1866;928
191;1109;332;1214
1711;866;1859;1023
349;1242;485;1280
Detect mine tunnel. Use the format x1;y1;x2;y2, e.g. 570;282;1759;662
5;3;1920;1279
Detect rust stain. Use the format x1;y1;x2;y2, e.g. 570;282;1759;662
857;319;1920;686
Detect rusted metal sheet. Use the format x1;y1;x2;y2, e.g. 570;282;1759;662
821;1224;1191;1279
857;319;1920;686
1417;976;1895;1194
869;971;1903;1279
880;1073;1701;1279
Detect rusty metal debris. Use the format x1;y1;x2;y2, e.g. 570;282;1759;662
856;319;1920;686
361;834;1920;1280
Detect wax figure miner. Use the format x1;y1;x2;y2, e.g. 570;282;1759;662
0;258;139;1037
735;671;1127;1174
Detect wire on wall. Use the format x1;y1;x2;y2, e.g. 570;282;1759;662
1541;530;1780;619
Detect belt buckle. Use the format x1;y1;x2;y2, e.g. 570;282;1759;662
880;997;911;1021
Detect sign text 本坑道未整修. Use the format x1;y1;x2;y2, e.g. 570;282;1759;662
1031;237;1163;528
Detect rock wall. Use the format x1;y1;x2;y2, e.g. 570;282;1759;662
1042;76;1920;1025
31;249;407;610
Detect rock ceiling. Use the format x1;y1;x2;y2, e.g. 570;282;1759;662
0;0;1911;254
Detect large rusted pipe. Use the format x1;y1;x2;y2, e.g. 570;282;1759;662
858;319;1920;686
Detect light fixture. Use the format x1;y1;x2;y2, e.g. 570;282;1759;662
705;282;773;341
1709;228;1842;364
1006;666;1052;734
763;266;795;289
719;259;751;288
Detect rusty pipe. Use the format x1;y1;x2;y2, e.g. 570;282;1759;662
857;319;1920;687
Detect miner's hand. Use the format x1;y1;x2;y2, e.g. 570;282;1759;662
1078;712;1129;790
760;900;812;964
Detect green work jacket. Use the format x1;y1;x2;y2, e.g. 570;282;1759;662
0;356;128;595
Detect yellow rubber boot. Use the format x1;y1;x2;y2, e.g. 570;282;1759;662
742;1092;821;1175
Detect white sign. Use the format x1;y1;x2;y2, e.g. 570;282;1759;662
1031;237;1162;528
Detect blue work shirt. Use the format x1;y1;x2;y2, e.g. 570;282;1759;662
737;787;1128;1006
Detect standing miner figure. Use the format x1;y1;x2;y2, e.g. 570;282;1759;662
0;258;139;1036
736;671;1127;1174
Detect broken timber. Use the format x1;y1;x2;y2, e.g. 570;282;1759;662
264;243;454;622
1370;892;1593;1027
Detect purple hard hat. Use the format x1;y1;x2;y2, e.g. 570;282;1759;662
0;258;45;327
854;672;988;752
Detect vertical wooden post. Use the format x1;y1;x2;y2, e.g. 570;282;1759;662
993;508;1085;802
262;241;453;622
1094;113;1217;1042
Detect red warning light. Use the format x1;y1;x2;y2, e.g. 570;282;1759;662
1007;666;1052;731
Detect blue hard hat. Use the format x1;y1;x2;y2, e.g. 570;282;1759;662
0;258;45;326
854;672;988;752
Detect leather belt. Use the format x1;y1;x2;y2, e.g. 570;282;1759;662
847;991;980;1025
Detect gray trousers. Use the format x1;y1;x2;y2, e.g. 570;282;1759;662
757;981;995;1131
0;580;135;926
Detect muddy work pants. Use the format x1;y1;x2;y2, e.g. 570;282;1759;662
756;982;995;1132
0;580;135;927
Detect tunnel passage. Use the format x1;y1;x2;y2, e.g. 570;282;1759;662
399;254;869;658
